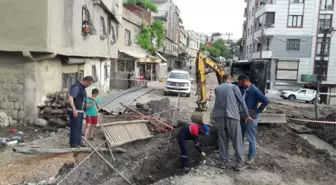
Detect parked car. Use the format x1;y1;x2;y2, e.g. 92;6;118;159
279;88;319;104
164;70;193;97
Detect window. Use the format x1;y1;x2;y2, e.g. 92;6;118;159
117;60;125;71
125;29;131;46
314;60;328;81
248;28;250;36
110;24;116;44
319;14;332;32
104;65;108;79
249;44;252;53
248;10;251;19
266;12;275;25
91;65;99;82
100;16;107;39
290;0;304;3
82;6;89;22
298;90;307;94
288;15;303;27
316;38;330;56
266;38;270;50
321;0;333;10
252;7;254;16
286;39;300;51
251;26;254;34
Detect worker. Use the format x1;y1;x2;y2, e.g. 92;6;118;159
68;76;94;148
127;70;134;88
237;74;269;165
178;123;209;171
212;74;254;171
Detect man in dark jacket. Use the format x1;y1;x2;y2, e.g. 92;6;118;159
127;70;134;88
178;123;209;171
68;76;94;148
238;74;269;165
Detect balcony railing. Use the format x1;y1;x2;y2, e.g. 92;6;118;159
320;4;333;11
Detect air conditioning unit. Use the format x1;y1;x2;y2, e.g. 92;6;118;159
93;0;100;5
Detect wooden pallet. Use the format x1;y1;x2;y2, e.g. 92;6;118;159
98;120;153;148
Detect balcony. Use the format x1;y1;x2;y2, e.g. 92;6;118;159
252;50;273;59
320;4;334;14
254;26;275;38
255;0;276;18
153;10;168;21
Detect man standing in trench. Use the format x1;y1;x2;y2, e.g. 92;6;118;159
68;76;94;148
238;74;269;165
212;74;254;171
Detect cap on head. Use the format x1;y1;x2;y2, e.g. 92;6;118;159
202;125;210;136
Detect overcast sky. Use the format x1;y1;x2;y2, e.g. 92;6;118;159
174;0;246;39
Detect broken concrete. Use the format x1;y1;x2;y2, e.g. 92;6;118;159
0;112;9;127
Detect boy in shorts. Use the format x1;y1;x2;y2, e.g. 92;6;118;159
84;88;102;140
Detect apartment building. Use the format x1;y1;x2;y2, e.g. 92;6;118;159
179;26;188;54
185;31;200;64
242;0;336;104
0;0;121;120
151;0;180;69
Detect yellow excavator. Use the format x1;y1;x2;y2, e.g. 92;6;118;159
190;51;286;125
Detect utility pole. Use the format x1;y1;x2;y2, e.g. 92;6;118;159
315;27;334;118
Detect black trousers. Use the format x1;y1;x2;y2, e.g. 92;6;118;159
127;79;131;88
178;134;188;168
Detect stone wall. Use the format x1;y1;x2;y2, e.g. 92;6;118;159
0;53;26;126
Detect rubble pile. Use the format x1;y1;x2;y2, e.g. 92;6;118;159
136;98;175;125
37;89;69;127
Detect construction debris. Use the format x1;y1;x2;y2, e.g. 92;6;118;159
121;103;174;132
37;89;69;127
100;85;154;115
100;119;153;148
13;147;127;155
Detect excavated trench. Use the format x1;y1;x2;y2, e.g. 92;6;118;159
55;129;218;185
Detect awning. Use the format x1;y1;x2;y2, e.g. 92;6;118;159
155;52;167;62
119;49;161;63
119;49;149;58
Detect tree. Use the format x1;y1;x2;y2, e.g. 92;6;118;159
137;20;165;54
124;0;158;13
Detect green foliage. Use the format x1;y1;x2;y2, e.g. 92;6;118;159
200;43;221;58
201;39;236;59
124;0;158;13
136;20;165;54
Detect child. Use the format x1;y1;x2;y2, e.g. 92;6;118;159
177;123;210;171
84;88;102;140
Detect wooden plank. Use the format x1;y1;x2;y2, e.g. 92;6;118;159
97;120;149;127
109;135;154;148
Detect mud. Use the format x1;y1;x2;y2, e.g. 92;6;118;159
55;131;217;185
151;125;336;185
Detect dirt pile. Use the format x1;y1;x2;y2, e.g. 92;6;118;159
151;125;336;185
37;89;69;128
136;98;175;125
54;132;216;185
305;112;336;147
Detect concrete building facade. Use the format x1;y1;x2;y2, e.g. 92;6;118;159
241;0;336;104
151;0;180;69
0;0;122;123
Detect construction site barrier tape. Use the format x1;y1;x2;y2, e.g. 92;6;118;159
288;118;336;124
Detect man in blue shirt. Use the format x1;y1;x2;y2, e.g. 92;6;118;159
68;76;94;148
237;74;269;165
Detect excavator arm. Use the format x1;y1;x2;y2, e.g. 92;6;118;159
195;51;225;111
191;52;287;125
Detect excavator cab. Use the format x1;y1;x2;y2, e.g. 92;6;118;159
231;60;268;94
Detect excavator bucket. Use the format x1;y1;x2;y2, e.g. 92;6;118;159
258;113;287;124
